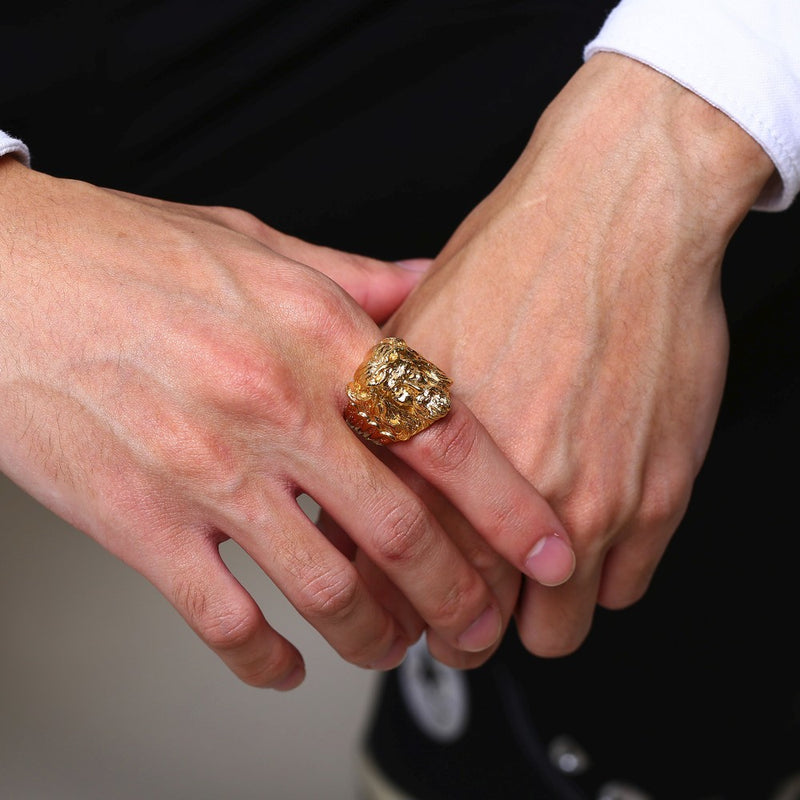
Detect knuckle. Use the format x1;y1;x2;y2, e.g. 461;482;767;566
211;345;293;415
461;536;505;576
427;637;496;670
339;620;396;668
175;580;297;688
556;477;629;552
518;621;588;658
559;459;694;550
180;582;262;654
162;425;237;487
485;492;530;539
372;499;432;565
203;606;262;653
207;205;266;237
293;564;361;623
599;580;649;611
203;343;319;443
638;466;693;531
278;272;356;346
236;648;294;689
562;503;612;556
175;577;208;626
430;576;476;629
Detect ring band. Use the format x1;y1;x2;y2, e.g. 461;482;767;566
344;337;453;445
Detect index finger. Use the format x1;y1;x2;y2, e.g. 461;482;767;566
341;336;574;586
394;396;576;588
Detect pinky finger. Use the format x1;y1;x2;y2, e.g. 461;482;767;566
514;572;599;659
160;541;306;690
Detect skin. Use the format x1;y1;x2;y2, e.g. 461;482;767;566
0;156;575;688
369;52;776;662
2;49;775;686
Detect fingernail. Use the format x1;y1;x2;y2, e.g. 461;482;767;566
525;533;576;586
370;636;408;671
271;665;305;692
395;258;433;272
457;605;502;653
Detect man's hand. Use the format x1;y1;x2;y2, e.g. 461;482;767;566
382;53;775;657
0;158;572;685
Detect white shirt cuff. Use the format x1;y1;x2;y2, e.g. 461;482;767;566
0;130;31;167
584;0;800;211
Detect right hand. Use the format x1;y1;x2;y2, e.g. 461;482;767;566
378;53;776;660
0;158;572;687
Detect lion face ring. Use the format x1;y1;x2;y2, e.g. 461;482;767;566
344;337;453;445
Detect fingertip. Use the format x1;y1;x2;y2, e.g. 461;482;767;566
456;604;503;653
369;635;409;671
270;664;306;692
354;258;432;322
394;258;433;273
524;533;576;587
425;629;498;669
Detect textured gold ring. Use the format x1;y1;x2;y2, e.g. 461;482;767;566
344;337;453;445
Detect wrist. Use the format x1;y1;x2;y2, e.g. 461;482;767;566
515;53;775;246
635;54;777;224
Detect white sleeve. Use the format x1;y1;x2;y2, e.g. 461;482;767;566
584;0;800;212
0;130;31;167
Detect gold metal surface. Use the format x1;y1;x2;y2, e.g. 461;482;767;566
344;337;452;445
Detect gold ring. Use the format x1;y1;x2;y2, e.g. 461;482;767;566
344;337;453;445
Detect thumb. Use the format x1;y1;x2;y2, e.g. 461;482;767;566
313;252;433;324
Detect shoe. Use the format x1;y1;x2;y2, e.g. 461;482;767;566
357;632;651;800
357;625;800;800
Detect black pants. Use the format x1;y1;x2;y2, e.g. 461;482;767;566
4;2;798;793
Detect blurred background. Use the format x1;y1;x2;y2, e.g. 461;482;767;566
1;474;378;799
